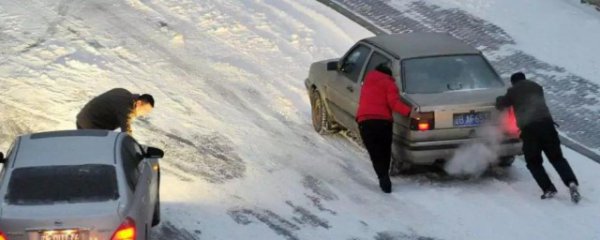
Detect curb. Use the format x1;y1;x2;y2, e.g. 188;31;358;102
560;136;600;164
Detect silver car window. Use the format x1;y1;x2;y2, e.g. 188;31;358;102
121;136;142;190
363;51;392;83
402;55;504;94
6;164;118;205
341;44;371;83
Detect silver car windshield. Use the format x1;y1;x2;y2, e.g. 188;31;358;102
402;55;504;94
6;164;119;205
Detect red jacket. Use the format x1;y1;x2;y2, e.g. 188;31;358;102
356;70;411;122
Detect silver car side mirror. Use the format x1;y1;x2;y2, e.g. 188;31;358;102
326;61;338;71
144;147;164;159
340;62;355;73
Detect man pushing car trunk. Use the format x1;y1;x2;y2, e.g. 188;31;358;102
496;72;581;203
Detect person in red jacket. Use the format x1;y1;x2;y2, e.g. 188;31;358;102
356;63;412;193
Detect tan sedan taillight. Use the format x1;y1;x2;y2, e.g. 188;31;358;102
410;112;435;131
501;107;520;138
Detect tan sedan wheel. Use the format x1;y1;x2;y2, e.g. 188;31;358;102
311;90;339;135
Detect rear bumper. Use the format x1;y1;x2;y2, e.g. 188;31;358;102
393;137;523;165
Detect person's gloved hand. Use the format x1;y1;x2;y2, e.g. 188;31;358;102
409;107;421;119
495;96;506;110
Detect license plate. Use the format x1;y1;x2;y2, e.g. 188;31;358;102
453;112;490;127
40;230;81;240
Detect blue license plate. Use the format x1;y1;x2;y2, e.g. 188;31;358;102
453;112;490;127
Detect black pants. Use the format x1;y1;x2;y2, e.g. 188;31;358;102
359;120;393;180
521;119;578;192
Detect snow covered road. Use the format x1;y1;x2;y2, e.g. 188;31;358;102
1;0;599;239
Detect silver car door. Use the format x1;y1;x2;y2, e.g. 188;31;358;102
132;143;153;237
140;146;160;211
122;136;149;239
346;50;396;131
326;43;372;128
137;160;152;237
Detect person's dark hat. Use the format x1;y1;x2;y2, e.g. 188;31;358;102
510;72;526;84
375;63;392;76
138;94;155;107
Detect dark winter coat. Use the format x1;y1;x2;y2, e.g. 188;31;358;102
495;79;553;129
76;88;137;133
356;70;411;122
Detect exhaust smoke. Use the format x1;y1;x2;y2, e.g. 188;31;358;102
444;111;515;178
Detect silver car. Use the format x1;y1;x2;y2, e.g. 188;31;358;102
305;32;522;172
0;130;163;240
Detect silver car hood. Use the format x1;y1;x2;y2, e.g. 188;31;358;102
405;88;507;109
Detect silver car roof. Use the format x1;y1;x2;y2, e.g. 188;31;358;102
12;130;122;168
361;32;480;59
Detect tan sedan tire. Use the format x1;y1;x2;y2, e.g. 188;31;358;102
311;89;340;135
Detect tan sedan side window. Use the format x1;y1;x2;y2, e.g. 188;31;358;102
363;52;392;83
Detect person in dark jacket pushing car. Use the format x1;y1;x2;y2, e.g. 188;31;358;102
356;63;413;193
496;72;580;203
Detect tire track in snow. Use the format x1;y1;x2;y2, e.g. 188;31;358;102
229;208;301;240
151;221;201;240
140;122;246;183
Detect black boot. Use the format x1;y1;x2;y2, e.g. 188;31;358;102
379;177;392;193
569;182;581;204
541;189;557;200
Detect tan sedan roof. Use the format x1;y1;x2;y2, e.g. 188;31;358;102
362;32;480;59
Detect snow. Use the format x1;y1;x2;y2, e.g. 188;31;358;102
0;0;599;240
390;0;600;87
157;146;600;240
